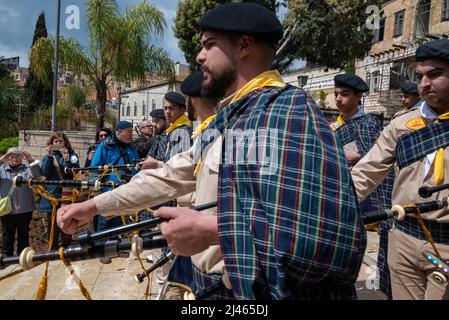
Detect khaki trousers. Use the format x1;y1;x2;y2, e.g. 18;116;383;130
388;228;449;300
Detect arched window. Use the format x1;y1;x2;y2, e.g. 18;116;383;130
134;101;137;117
126;103;130;117
152;98;156;111
142;100;146;116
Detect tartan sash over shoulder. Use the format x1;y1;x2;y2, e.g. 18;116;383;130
396;120;449;169
334;114;381;158
207;85;366;300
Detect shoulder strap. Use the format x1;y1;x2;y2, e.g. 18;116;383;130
53;156;65;180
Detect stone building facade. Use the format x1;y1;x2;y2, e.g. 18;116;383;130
357;0;449;117
282;0;449;119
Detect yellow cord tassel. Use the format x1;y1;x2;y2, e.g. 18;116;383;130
36;201;57;300
58;248;92;300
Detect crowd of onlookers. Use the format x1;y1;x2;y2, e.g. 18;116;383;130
0;111;170;260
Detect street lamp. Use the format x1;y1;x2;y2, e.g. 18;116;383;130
51;0;62;132
117;87;122;122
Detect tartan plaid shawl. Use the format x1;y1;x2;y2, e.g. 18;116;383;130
396;120;449;169
335;114;392;212
166;124;193;160
335;114;381;158
147;134;170;162
207;85;366;300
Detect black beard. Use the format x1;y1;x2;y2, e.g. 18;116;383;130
201;65;236;99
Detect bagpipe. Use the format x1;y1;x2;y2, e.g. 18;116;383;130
423;250;449;285
13;176;120;192
419;184;449;198
361;197;449;224
65;159;144;175
0;202;217;271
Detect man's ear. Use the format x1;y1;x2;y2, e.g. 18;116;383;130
238;35;256;58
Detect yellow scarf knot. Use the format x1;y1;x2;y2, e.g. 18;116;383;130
165;114;192;135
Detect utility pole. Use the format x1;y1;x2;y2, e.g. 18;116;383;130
51;0;61;132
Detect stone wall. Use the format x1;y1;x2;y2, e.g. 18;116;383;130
19;130;97;167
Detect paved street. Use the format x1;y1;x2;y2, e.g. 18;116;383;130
0;232;386;300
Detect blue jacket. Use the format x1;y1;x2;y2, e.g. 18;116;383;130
38;149;80;212
90;135;140;191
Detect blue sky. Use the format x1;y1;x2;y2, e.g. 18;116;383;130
0;0;185;67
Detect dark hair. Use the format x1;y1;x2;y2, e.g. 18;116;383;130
95;128;112;143
47;132;72;149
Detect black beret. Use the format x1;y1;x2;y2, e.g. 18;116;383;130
334;74;370;93
199;3;283;43
416;39;449;62
150;109;166;120
400;82;418;94
181;72;204;98
164;92;186;107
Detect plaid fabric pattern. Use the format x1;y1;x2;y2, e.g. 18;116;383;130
208;85;366;300
335;114;381;157
147;134;170;162
335;114;388;212
166;125;193;160
394;216;449;245
396;120;449;169
192;265;235;300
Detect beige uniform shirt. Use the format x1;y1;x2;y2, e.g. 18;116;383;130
94;131;227;276
351;107;449;223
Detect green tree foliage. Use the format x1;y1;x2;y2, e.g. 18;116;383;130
0;64;19;140
175;0;382;72
24;11;53;112
0;137;19;155
174;0;278;71
30;0;175;130
277;0;383;71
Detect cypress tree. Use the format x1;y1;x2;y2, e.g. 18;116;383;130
25;11;53;112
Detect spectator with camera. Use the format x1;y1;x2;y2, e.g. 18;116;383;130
84;128;112;168
39;132;79;250
0;148;36;257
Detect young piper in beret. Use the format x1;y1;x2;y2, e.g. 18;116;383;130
57;3;366;300
331;75;395;299
401;82;422;111
351;39;449;300
162;92;193;161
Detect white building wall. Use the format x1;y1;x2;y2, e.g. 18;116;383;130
120;82;182;126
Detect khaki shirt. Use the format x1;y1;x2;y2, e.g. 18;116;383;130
351;108;449;223
94;134;227;276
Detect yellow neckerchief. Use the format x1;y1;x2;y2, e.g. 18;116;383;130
192;114;217;139
433;111;449;185
337;114;345;126
194;70;285;176
331;109;365;131
193;115;217;176
229;70;286;105
165;114;192;135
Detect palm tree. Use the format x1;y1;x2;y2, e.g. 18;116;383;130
30;0;175;129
